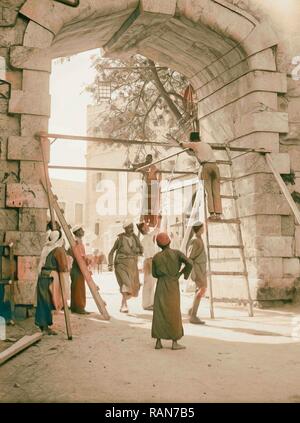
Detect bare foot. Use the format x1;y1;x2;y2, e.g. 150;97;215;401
120;305;129;313
155;340;163;350
46;328;58;336
172;341;186;350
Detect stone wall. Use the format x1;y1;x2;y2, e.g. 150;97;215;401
0;0;299;307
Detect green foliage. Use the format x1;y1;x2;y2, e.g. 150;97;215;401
85;54;190;141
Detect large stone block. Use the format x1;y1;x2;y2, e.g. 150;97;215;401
0;209;18;230
22;70;50;93
140;0;176;14
19;208;48;232
4;231;45;256
6;183;48;208
281;215;295;236
21;115;49;137
245;236;294;258
237;193;291;217
20;0;66;35
283;258;300;277
23;21;54;48
241;215;282;237
269;153;290;174
198;72;286;118
234;173;281;196
0;113;20;138
10;46;52;72
0;5;18;27
19;161;44;184
230;132;279;153
14;280;37;305
8;90;51;116
287;149;300;172
247;257;283;278
17;256;39;281
7;136;49;161
0;160;19;183
0;17;26;47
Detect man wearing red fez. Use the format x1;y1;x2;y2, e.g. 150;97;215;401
151;232;193;350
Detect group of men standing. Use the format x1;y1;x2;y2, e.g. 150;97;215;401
33;130;222;349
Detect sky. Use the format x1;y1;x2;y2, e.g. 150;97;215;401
49;49;100;182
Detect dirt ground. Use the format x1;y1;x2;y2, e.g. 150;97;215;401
1;272;300;403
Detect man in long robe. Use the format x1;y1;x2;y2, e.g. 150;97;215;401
108;220;143;313
35;230;69;335
151;232;193;350
69;224;89;314
137;216;161;310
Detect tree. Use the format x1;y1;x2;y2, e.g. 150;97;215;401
85;53;196;143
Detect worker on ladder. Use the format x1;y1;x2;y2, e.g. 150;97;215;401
180;132;222;221
132;154;162;227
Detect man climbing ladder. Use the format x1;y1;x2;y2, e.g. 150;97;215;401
180;132;222;221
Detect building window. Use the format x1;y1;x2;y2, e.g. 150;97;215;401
75;203;83;223
95;223;100;236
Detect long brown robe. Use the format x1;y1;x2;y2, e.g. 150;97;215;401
69;238;87;312
151;247;192;340
108;233;143;297
35;247;69;328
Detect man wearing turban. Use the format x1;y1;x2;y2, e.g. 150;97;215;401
151;232;193;350
108;220;143;313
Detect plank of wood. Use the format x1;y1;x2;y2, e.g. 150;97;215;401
0;333;42;366
266;154;300;225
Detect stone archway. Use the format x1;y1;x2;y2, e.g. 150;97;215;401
1;0;297;308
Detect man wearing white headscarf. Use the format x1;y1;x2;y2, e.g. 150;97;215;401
108;219;143;313
35;230;69;335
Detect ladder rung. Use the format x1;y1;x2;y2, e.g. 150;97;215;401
208;245;244;249
220;195;238;199
209;271;248;276
207;218;241;224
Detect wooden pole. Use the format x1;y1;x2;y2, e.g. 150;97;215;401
39;137;73;340
49;192;110;320
266;154;300;225
0;333;42;366
48;164;197;175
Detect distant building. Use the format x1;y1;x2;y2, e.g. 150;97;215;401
85;103;199;257
51;178;86;230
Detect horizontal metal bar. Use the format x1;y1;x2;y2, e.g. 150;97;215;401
37;132;175;147
48;165;197;175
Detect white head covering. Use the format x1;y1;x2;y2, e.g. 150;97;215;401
72;224;83;234
123;219;134;229
37;230;64;274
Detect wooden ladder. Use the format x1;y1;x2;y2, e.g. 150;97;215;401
204;146;254;319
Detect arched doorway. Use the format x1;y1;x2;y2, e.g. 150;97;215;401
1;0;295;307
